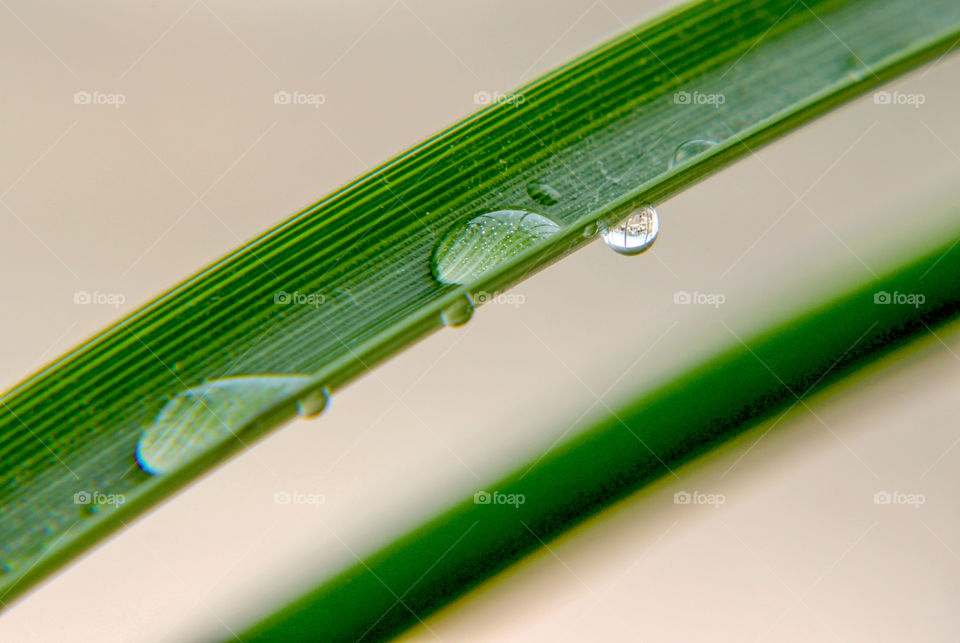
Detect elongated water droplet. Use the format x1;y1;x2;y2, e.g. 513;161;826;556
441;294;475;327
670;138;718;168
602;206;659;255
137;375;311;475
526;181;561;206
432;209;560;285
297;386;331;418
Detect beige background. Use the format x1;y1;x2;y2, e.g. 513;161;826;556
1;0;959;641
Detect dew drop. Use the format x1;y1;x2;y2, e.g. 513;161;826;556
432;209;560;285
844;52;870;81
670;138;719;168
602;206;660;255
526;181;561;206
846;65;868;82
136;375;312;476
297;386;331;418
441;294;475;327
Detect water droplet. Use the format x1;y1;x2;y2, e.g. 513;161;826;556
844;52;870;81
0;563;12;575
137;375;311;475
602;206;660;255
597;160;622;184
334;287;359;307
432;209;560;285
297;386;331;418
847;66;867;82
582;222;599;238
526;181;561;206
441;294;475;327
670;138;719;168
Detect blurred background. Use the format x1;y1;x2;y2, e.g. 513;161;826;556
0;0;958;640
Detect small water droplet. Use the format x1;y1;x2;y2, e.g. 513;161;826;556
334;287;359;307
526;181;561;206
432;209;560;285
0;563;12;575
297;386;331;418
847;66;868;82
582;222;599;238
843;52;870;81
137;375;312;475
670;138;719;168
441;294;475;327
597;160;622;184
602;206;660;255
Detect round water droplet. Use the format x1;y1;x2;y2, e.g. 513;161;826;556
432;209;560;285
670;138;719;168
843;52;869;81
602;206;660;255
297;386;331;418
441;294;475;327
137;375;312;476
526;181;561;206
847;66;868;82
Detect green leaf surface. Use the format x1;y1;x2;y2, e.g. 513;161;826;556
2;0;959;606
